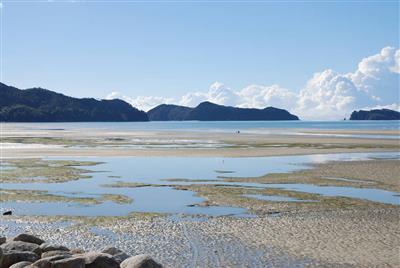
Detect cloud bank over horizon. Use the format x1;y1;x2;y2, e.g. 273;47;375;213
106;47;400;120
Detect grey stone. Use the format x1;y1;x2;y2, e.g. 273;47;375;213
76;252;119;268
101;246;122;256
0;250;38;267
69;248;84;254
31;254;72;268
113;252;130;264
120;254;163;268
41;250;72;259
101;246;130;263
52;257;85;268
0;236;6;245
39;243;69;253
9;261;33;268
13;234;44;245
1;241;42;255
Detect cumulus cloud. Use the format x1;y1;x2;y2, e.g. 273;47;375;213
179;82;239;107
349;47;399;104
296;47;399;119
106;91;173;112
295;69;366;119
106;46;399;119
237;84;297;110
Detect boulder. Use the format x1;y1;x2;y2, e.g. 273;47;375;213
39;243;69;253
0;236;6;245
31;254;72;268
76;252;119;268
113;252;130;264
41;250;72;259
101;246;130;264
1;241;42;255
51;257;85;268
69;248;84;254
9;261;33;268
13;234;44;245
101;246;122;256
0;250;38;267
120;254;162;268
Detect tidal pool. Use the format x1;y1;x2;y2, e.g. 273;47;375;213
1;152;399;217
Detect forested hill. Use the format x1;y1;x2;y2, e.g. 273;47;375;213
148;101;299;121
0;83;148;122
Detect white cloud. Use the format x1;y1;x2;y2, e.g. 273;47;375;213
295;69;366;120
296;47;399;119
350;46;399;104
237;84;297;110
360;103;400;112
106;91;174;112
179;82;239;107
106;46;399;119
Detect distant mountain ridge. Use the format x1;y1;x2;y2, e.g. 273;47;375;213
147;104;192;121
148;101;299;121
350;109;400;120
0;83;148;122
1;83;300;122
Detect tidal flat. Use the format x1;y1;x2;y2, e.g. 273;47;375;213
1;123;399;267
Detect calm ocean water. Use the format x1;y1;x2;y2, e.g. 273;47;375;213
7;120;400;132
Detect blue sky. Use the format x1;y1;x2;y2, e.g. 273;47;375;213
1;1;399;119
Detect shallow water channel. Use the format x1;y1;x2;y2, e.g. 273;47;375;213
1;152;399;217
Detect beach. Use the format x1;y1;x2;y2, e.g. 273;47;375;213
1;123;399;267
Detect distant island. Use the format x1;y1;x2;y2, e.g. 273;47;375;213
350;109;400;120
0;83;148;122
148;101;299;121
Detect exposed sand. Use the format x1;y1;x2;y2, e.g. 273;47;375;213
1;124;399;267
224;159;400;192
1;124;399;157
1;208;399;267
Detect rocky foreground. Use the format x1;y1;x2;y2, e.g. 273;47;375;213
0;233;163;268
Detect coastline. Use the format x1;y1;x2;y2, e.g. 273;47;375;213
1;123;399;267
1;125;399;158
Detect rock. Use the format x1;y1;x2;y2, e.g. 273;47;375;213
0;236;6;245
3;210;12;215
39;243;69;253
120;254;162;268
101;246;122;256
0;250;38;267
76;252;119;268
41;250;72;259
69;248;84;254
1;241;42;255
113;252;130;264
101;247;129;264
9;261;33;268
13;234;44;245
52;257;85;268
31;254;72;268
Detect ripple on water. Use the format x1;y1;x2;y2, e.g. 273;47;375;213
1;152;399;217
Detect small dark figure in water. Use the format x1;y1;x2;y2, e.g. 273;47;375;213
3;210;12;215
237;130;240;134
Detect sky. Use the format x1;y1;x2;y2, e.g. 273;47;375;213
1;0;399;119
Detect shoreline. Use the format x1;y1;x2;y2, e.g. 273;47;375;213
1;124;399;267
1;125;399;158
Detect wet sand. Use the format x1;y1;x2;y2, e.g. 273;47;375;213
1;208;398;267
1;124;399;158
1;124;399;267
